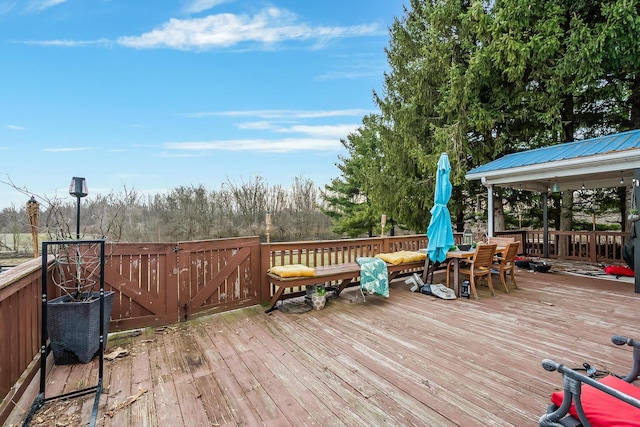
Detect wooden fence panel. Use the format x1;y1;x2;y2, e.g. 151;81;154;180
177;237;261;317
103;243;179;330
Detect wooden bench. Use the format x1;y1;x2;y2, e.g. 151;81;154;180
265;260;424;313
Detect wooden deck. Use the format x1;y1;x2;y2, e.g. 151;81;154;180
8;268;640;426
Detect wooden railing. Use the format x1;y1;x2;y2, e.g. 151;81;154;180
0;237;262;424
260;235;428;269
259;235;429;302
0;230;629;423
522;230;628;264
0;258;46;425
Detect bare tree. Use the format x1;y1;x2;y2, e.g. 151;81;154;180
1;174;339;243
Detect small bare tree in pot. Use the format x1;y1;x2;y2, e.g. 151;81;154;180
42;178;116;365
4;177;135;365
45;239;113;364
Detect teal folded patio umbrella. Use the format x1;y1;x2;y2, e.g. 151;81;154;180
426;153;455;264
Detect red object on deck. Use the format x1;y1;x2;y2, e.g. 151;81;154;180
550;375;640;427
604;265;635;277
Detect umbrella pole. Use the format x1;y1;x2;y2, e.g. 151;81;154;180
424;259;441;285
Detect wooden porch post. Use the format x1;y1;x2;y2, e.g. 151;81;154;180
487;183;494;237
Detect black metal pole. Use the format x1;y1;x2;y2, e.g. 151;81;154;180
634;171;640;293
76;196;81;239
543;193;549;258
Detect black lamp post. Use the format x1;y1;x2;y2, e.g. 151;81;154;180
69;177;88;239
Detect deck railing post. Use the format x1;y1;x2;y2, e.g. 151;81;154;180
589;231;597;263
260;242;271;305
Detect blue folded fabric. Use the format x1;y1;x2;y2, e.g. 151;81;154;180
356;257;389;298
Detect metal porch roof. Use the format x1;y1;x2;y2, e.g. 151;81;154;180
466;129;640;192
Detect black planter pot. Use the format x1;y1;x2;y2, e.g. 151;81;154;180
47;291;114;365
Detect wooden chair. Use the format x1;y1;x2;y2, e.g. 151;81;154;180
487;236;515;246
492;241;520;293
446;244;497;300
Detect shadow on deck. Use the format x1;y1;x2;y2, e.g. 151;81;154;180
8;268;640;426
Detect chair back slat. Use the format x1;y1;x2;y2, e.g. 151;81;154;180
473;244;497;268
487;236;515;246
503;242;519;265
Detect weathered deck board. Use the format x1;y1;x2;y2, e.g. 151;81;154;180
148;332;183;426
127;337;157;427
7;268;640;426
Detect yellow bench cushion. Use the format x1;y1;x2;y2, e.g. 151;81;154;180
268;264;315;278
376;251;426;265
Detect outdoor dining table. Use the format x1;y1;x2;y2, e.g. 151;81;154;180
422;245;506;297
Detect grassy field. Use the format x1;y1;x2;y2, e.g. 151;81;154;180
0;255;35;268
0;233;42;268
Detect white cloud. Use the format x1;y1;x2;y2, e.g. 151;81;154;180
188;108;372;119
43;147;95;152
236;121;277;130
0;1;17;15
117;7;381;50
27;0;65;12
274;124;358;138
7;124;25;131
184;0;231;14
20;38;111;47
235;121;357;137
165;138;342;153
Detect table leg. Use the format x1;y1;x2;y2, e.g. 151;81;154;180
453;259;460;297
421;258;430;283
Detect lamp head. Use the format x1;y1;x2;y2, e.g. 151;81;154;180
69;177;88;198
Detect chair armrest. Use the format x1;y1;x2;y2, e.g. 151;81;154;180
540;359;640;427
612;335;640;382
540;335;640;427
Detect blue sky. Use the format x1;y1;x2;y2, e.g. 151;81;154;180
0;0;405;210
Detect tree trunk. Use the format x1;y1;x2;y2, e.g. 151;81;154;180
620;186;628;233
493;195;505;232
629;74;640;130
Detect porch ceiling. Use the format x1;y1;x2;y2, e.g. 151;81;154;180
466;130;640;192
